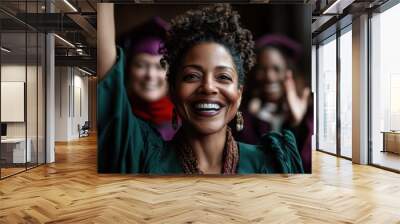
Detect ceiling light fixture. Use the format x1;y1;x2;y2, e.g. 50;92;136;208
54;34;75;48
63;0;78;12
323;0;343;14
77;67;93;76
1;47;11;53
322;0;354;15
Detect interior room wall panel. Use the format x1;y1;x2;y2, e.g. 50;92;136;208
55;66;71;141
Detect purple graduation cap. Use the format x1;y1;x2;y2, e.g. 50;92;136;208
119;16;170;57
255;34;302;62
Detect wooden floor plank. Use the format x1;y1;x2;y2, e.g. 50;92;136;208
0;135;400;223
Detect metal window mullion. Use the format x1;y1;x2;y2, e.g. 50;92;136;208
69;68;71;118
316;44;320;151
44;31;47;165
44;34;47;164
337;29;341;157
36;0;39;168
72;68;75;118
367;11;373;165
0;25;2;179
25;0;28;171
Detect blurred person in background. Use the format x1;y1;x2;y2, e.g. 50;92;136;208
99;9;176;141
233;34;313;173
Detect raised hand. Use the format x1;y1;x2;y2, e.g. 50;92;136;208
284;70;310;127
98;3;116;80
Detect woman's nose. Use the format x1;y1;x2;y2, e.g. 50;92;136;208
145;66;157;78
265;69;278;82
199;76;218;95
144;65;164;81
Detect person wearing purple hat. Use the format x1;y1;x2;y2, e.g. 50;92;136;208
232;34;313;173
98;4;176;141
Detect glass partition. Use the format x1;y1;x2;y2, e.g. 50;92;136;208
1;31;28;177
0;1;46;179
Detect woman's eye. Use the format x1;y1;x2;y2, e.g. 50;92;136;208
218;74;233;81
134;63;146;69
156;64;165;71
182;73;200;81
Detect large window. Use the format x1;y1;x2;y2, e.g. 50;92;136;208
339;27;352;158
317;36;337;154
316;25;353;158
370;2;400;171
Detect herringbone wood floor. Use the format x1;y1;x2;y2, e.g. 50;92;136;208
1;135;400;224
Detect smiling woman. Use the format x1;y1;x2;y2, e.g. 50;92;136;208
97;3;304;174
174;43;241;135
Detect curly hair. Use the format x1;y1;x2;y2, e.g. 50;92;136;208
161;4;255;89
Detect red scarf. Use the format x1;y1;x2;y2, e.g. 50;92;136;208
130;96;174;125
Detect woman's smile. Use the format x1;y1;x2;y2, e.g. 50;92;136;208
190;100;226;117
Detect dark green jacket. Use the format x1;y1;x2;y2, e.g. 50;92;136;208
97;48;304;174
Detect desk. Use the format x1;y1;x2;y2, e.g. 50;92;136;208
382;131;400;154
1;138;31;163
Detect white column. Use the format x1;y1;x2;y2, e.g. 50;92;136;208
45;1;55;163
352;14;369;164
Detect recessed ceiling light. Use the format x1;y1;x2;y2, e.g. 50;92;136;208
1;47;11;53
77;67;93;76
322;0;354;15
63;0;78;12
54;34;75;48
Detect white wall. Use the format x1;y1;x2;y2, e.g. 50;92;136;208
1;65;41;137
55;66;70;141
55;66;89;141
72;73;89;138
1;65;26;138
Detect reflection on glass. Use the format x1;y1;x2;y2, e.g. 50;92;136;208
318;37;337;154
340;29;352;158
371;3;400;171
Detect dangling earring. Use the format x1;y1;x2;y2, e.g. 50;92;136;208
236;111;244;132
172;108;179;130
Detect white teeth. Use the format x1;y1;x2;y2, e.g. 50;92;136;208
142;84;158;90
265;83;280;92
194;103;221;110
